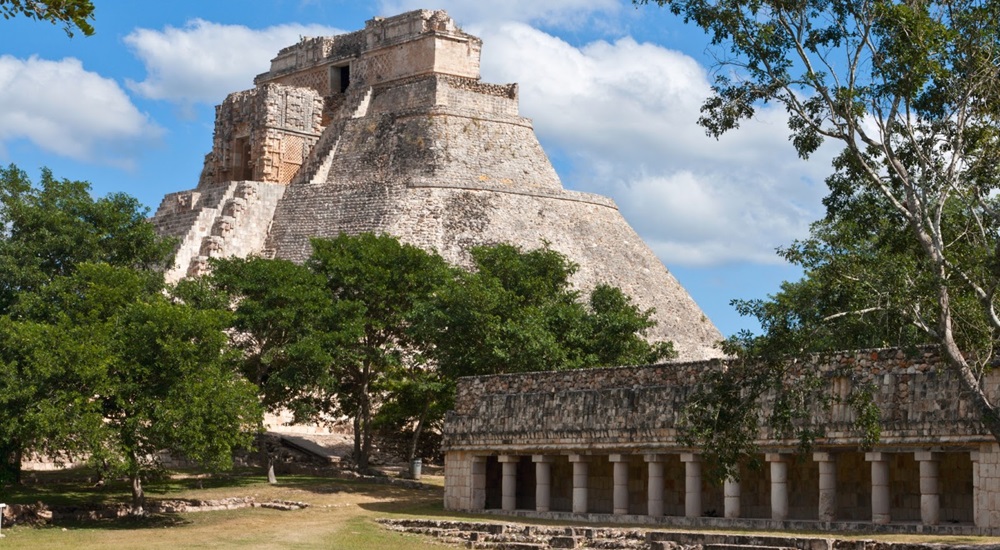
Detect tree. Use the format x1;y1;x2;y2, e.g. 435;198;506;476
0;0;95;36
634;0;1000;457
306;234;452;472
0;165;174;483
419;243;674;380
191;256;336;482
400;244;675;463
1;263;260;513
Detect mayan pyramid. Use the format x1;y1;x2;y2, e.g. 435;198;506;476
151;9;724;361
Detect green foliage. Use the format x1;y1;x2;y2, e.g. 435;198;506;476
635;0;1000;469
417;243;674;380
304;233;453;470
0;165;174;314
1;263;260;512
0;0;95;36
0;165;176;485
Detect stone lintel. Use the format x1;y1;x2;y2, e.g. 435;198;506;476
914;451;943;462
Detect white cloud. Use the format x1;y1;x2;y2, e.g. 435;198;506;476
124;19;343;105
378;0;620;27
0;55;162;169
473;23;836;267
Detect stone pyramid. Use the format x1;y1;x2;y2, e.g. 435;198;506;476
151;9;724;361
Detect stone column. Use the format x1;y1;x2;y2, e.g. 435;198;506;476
766;453;789;521
610;454;630;515
971;449;981;528
533;455;555;513
645;454;666;517
681;453;702;518
499;455;519;512
471;455;488;510
813;452;837;522
724;478;741;519
569;454;589;514
866;452;891;524
915;451;941;526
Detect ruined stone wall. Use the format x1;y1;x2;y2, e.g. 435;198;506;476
198;84;323;186
444;348;1000;453
151;181;286;283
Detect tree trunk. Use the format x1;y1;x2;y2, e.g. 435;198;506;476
935;283;1000;442
407;405;430;464
352;414;362;470
267;456;277;484
130;470;145;516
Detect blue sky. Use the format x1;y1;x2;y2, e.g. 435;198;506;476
0;0;834;338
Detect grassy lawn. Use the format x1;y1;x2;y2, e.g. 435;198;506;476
0;469;462;549
2;469;999;548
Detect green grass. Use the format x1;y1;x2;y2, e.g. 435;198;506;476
3;469;1000;548
0;469;453;549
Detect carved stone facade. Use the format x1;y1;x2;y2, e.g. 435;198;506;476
442;347;1000;534
150;9;723;361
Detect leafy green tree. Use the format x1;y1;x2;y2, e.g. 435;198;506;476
306;234;452;472
419;243;674;380
634;0;1000;459
0;0;95;36
0;165;174;483
398;244;674;462
191;256;336;482
2;263;260;513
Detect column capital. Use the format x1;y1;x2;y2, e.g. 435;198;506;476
813;452;835;462
498;454;520;463
865;451;889;462
765;453;788;463
914;451;942;462
568;454;590;463
680;453;701;463
644;453;668;463
608;453;630;463
471;455;489;464
532;455;556;463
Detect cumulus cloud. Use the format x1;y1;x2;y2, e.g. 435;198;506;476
473;23;835;267
378;0;620;27
124;19;343;105
0;55;162;169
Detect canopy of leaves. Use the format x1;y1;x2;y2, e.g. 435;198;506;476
0;0;95;36
0;165;175;315
634;0;1000;469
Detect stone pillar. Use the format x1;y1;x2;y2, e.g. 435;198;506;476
471;455;488;510
681;454;702;518
645;454;666;517
766;453;789;521
610;454;630;515
866;452;891;524
533;455;555;513
971;449;981;528
569;454;589;514
813;452;837;522
724;478;741;519
499;455;519;512
915;451;941;526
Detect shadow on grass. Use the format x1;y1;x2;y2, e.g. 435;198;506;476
30;513;192;531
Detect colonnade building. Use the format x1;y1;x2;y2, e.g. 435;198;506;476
442;348;1000;534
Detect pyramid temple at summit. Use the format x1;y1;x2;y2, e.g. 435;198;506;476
151;9;724;361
